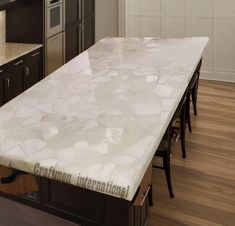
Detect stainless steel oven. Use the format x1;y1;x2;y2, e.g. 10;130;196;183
46;0;64;38
45;0;65;76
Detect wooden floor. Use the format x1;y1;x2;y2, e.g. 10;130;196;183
0;80;234;226
149;80;235;226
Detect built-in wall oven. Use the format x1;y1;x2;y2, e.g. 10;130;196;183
45;0;65;76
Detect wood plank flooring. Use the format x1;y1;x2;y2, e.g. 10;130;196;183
149;80;235;226
0;80;234;226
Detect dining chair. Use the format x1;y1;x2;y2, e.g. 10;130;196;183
186;59;202;132
152;90;188;199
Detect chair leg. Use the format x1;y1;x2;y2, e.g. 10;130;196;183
192;77;199;116
148;184;153;206
180;103;186;159
163;153;174;198
186;92;192;133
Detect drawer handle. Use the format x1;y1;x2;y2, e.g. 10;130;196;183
14;60;23;66
31;52;40;57
25;66;30;76
133;186;151;207
0;70;3;73
5;78;10;88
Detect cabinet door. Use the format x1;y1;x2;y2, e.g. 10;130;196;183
83;13;95;51
84;0;94;14
43;179;104;225
82;0;95;51
24;49;42;90
0;67;4;106
65;22;80;63
3;59;25;103
65;0;78;25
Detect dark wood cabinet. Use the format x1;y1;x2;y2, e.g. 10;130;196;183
83;12;95;51
65;22;81;63
65;0;78;26
3;57;25;103
0;67;4;106
43;179;104;226
65;0;95;63
82;0;95;51
0;0;24;11
24;49;43;90
0;47;42;106
42;178;149;226
0;163;151;226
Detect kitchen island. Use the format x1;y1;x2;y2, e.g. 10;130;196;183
0;37;208;226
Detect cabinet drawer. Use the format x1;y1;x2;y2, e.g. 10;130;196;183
8;56;26;70
27;48;42;63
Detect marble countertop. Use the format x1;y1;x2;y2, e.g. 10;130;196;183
0;43;43;67
0;37;209;201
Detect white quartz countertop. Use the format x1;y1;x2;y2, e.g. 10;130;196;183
0;37;208;201
0;43;43;67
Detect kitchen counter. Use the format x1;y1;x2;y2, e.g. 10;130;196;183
0;42;43;67
0;37;208;201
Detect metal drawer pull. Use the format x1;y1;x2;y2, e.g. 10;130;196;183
133;185;151;207
25;66;30;76
5;78;10;88
0;70;3;73
31;52;40;57
140;186;151;207
14;60;23;66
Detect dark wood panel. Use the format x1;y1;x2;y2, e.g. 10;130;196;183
24;48;43;90
83;12;95;51
0;196;78;226
65;0;78;25
6;0;44;44
43;179;104;225
0;66;5;106
65;22;80;63
83;0;94;15
3;57;25;103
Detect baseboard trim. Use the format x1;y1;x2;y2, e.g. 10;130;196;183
201;70;235;83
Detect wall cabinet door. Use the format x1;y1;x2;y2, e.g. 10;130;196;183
24;49;42;90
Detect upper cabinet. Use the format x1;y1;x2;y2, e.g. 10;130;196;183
0;0;24;11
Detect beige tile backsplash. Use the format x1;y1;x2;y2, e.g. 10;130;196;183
0;11;6;44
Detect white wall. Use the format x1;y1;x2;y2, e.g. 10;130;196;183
124;0;235;82
95;0;119;42
0;11;6;44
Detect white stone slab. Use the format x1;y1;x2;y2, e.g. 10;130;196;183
0;37;209;201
